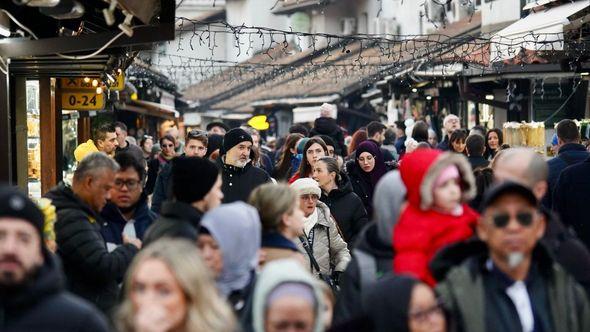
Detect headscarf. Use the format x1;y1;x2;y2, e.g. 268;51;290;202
362;274;419;332
355;140;387;187
201;202;261;297
252;259;324;332
372;171;407;247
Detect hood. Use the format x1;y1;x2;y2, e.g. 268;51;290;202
73;139;98;162
44;182;98;218
0;254;64;310
372;171;406;247
362;274;418;332
201;202;261;297
355;223;395;259
400;150;475;210
252;259;324;332
313;117;340;136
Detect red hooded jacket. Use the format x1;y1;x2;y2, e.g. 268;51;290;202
393;149;479;286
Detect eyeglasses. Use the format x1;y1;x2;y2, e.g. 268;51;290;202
491;211;535;228
162;144;174;148
114;179;141;190
300;194;319;201
409;301;444;324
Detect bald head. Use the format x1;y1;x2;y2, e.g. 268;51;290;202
492;147;548;200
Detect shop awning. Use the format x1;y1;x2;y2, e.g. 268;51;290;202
116;100;179;120
490;1;590;62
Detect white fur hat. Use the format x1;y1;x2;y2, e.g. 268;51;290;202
290;178;321;197
319;103;337;118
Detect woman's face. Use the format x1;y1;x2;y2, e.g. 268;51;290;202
451;139;466;153
130;258;187;331
299;194;319;217
408;283;446;332
197;234;224;279
428;133;437;147
283;199;305;238
161;139;176;158
312;161;335;189
265;295;315;332
306;143;326;167
487;132;499;150
142;138;153;154
358;152;376;173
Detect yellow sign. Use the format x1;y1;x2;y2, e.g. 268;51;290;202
60;77;97;90
60;72;124;91
61;91;104;110
248;115;270;130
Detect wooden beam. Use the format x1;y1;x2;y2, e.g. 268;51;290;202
78;116;92;144
39;77;58;195
0;69;12;184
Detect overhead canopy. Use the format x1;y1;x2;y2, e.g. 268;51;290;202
490;1;590;62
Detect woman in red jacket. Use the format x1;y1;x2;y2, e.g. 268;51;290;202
393;149;479;286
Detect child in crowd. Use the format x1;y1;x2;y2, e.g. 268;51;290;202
393;149;479;286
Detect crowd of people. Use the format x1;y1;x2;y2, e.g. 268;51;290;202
3;103;590;332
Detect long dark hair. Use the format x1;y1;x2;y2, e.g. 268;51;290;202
298;137;328;178
449;129;467;154
485;128;503;159
275;133;304;181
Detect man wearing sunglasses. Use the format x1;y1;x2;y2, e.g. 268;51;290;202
437;182;590;332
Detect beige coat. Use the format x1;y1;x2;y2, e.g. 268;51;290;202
296;201;351;275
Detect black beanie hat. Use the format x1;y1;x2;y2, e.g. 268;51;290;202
172;157;220;203
222;128;253;155
0;186;45;239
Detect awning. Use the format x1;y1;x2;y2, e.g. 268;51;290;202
414;63;465;77
490;1;590;62
221;113;252;121
116;100;179;119
251;94;340;108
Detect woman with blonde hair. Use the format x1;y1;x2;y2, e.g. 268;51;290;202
115;239;237;332
249;183;305;266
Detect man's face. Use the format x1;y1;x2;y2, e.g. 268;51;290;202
478;194;545;265
201;175;224;212
226;142;252;167
327;146;335;158
115;127;127;147
97;132;119;155
109;167;142;210
82;170;116;212
374;130;385;144
0;219;43;287
445;116;460;135
184;139;207;158
208;126;226;136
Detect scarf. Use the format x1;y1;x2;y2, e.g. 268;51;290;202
303;208;318;236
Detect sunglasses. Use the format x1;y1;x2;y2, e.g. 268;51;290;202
162;144;174;148
491;211;535;228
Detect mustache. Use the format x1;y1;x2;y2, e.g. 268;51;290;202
0;255;24;268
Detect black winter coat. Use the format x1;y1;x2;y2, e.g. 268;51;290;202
333;224;393;325
218;159;271;203
150;161;173;214
0;254;109;332
143;201;204;245
320;173;369;246
345;160;375;218
45;183;138;314
310;117;347;157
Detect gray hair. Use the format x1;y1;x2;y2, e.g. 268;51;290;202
495;148;548;186
74;152;119;181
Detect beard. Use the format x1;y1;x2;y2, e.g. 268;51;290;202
0;259;41;289
234;158;250;168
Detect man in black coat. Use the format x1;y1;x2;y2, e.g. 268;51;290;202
100;152;156;249
218;128;271;203
494;148;590;293
309;103;347;157
45;152;141;314
366;121;395;163
143;156;223;244
543;119;590;209
0;186;109;331
465;134;489;171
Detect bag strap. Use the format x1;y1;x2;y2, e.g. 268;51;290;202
353;248;377;291
299;236;322;274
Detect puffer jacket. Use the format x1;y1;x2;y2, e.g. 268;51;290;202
320;172;369;246
44;182;138;314
310;117;347;157
296;201;351;276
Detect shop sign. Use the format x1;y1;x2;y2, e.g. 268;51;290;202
60;72;124;91
61;91;105;110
